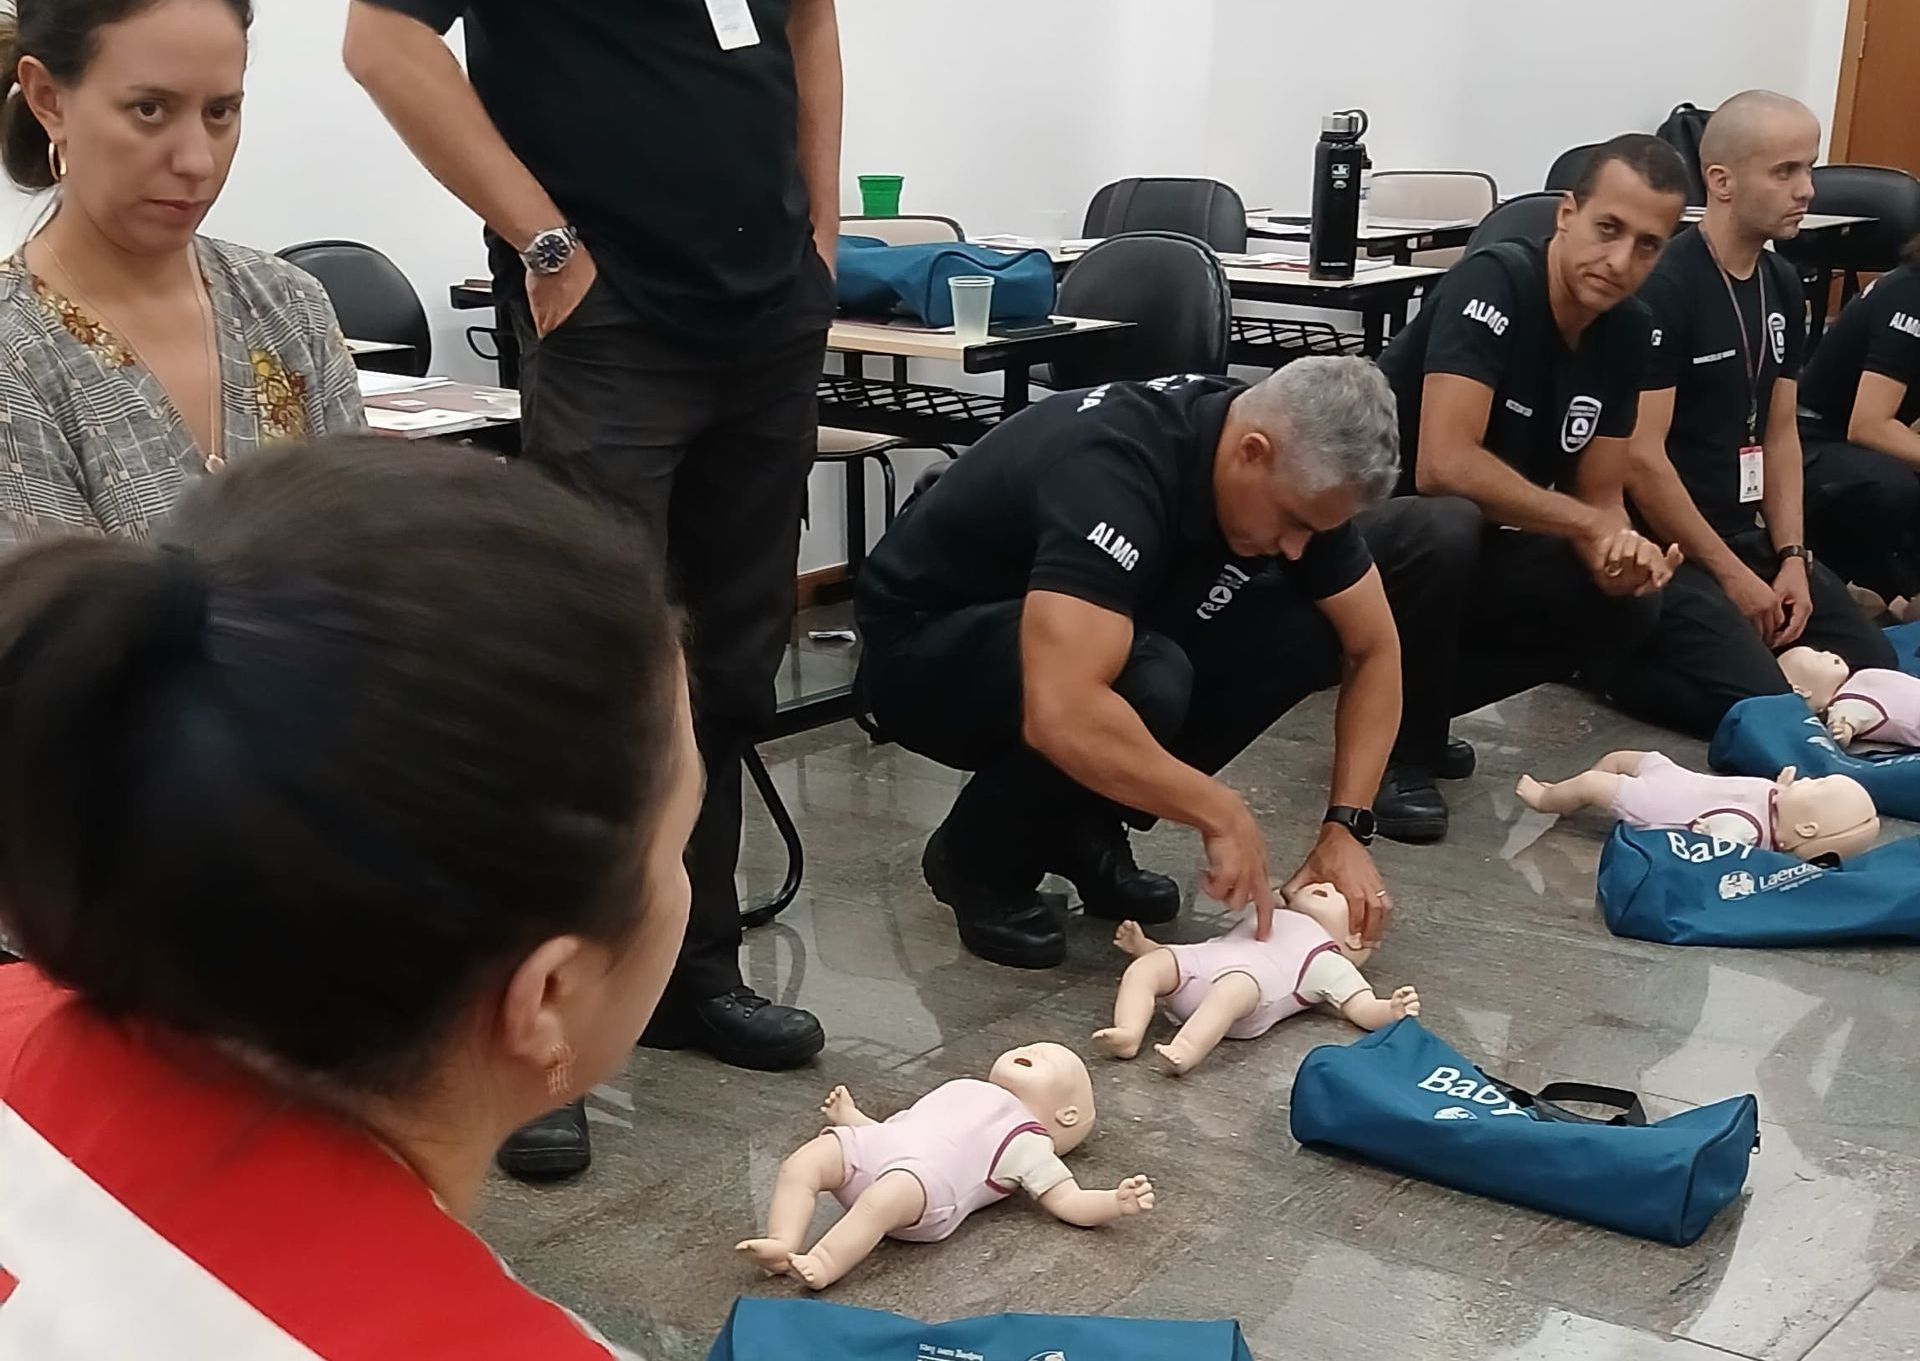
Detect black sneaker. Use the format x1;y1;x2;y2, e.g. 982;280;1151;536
1048;817;1180;924
922;822;1067;969
1374;763;1449;844
640;987;825;1071
496;1099;590;1182
1438;737;1477;781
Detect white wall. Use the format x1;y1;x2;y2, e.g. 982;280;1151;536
0;0;1858;572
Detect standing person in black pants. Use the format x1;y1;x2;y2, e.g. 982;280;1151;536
346;0;843;1176
1610;91;1893;738
1797;235;1920;607
856;364;1405;970
1361;135;1687;844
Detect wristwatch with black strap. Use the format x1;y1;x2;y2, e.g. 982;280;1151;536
1776;544;1814;567
1323;805;1377;846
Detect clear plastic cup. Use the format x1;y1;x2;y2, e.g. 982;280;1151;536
949;275;994;344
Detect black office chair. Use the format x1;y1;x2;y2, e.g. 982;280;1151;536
1778;164;1920;343
1046;232;1230;389
1544;143;1601;194
277;239;432;377
1463;191;1566;254
1083;177;1248;252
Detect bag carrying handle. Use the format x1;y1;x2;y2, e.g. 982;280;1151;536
1485;1074;1649;1127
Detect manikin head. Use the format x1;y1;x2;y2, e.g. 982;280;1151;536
1551;134;1689;316
1284;882;1371;964
1772;767;1880;860
1699;90;1821;244
1213;358;1398;562
1779;646;1851;710
989;1042;1095;1153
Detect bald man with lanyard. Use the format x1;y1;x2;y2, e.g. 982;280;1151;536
1611;92;1893;738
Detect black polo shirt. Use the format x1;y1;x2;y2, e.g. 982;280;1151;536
364;0;816;350
1638;228;1805;535
1379;239;1651;495
1799;264;1920;436
855;376;1373;637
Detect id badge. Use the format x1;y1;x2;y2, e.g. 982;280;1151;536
705;0;761;50
1738;445;1764;504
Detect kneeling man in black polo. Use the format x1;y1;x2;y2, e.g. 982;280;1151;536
855;361;1404;969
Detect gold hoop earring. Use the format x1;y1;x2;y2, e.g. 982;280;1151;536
46;142;66;184
543;1041;577;1098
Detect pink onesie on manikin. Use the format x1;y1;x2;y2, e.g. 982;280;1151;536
1831;669;1920;747
1162;910;1339;1041
1610;752;1777;847
828;1078;1048;1243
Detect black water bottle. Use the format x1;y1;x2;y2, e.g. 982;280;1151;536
1309;108;1369;281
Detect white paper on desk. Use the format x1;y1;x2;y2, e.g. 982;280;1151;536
357;372;451;398
366;408;484;433
1364;215;1475;231
1216;251;1310;268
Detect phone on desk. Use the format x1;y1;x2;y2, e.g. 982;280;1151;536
989;318;1076;339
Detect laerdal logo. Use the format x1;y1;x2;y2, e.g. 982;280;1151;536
1434;1106;1476;1121
1086;522;1140;572
1195;563;1251;621
1561;395;1602;454
1768;311;1787;363
1417;1066;1531;1117
1718;871;1756;900
1892;312;1920;340
1463;298;1509;336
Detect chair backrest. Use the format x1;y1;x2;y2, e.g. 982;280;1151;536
1654;103;1713;206
277;240;431;377
1369;170;1499;267
841;214;964;247
1777;165;1920;276
1048;231;1230;389
1464;191;1565;254
1082;177;1248;253
1544;143;1601;193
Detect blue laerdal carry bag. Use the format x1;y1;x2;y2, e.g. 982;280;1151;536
1709;692;1920;820
1289;1019;1757;1246
1597;823;1920;946
1886;621;1920;677
835;237;1058;327
706;1297;1256;1361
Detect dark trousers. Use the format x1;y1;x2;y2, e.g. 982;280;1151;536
1609;530;1896;739
1357;496;1662;767
1803;433;1920;600
509;269;829;1000
858;573;1344;889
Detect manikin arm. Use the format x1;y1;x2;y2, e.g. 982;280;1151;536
1037;1175;1156;1228
1338;985;1421;1031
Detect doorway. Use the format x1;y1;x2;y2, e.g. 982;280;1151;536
1832;0;1920;172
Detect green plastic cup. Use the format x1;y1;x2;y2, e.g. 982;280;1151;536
858;174;904;217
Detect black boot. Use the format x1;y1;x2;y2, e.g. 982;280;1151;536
640;987;824;1071
496;1099;590;1182
1438;737;1477;781
922;819;1066;969
1374;762;1449;844
1049;816;1180;924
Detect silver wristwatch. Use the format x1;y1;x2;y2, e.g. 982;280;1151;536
520;226;581;276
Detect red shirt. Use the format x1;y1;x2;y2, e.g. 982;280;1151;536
0;965;630;1359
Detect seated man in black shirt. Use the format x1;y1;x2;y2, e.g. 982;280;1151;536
1798;234;1920;606
1361;135;1686;842
1612;92;1894;738
855;362;1403;969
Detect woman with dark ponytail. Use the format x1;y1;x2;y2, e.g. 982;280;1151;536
0;437;693;1358
0;0;363;546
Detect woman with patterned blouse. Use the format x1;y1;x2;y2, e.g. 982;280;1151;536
0;0;364;545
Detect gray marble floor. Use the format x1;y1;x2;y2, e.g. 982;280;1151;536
472;676;1920;1361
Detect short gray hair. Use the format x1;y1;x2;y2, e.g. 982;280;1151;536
1234;357;1400;503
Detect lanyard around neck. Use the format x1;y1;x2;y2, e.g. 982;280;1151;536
1701;228;1767;441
